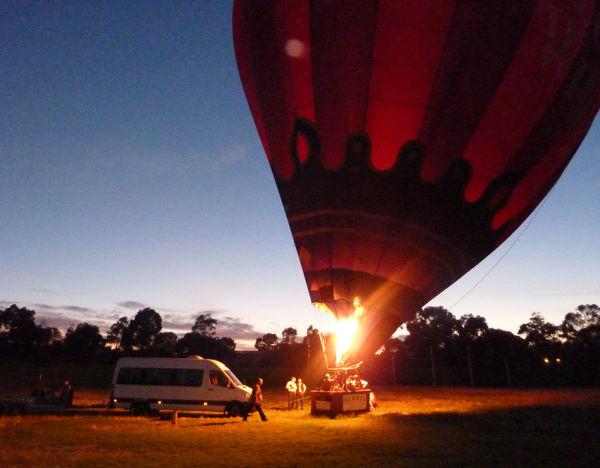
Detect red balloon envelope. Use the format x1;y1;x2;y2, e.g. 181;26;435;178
233;0;600;363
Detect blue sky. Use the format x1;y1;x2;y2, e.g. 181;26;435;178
1;1;599;349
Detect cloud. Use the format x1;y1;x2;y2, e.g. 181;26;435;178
56;305;95;313
36;313;81;331
117;301;148;310
159;311;265;342
217;316;263;341
194;309;228;316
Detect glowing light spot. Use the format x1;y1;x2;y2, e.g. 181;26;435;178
285;39;305;58
333;316;359;366
314;297;366;365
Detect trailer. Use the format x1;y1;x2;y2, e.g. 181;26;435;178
0;397;33;416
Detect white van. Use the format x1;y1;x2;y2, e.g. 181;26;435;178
110;356;252;416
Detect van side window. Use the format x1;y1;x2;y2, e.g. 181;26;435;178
174;369;204;387
117;367;203;386
209;370;230;387
143;368;175;386
117;367;144;385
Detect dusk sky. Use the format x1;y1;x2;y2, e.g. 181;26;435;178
2;1;599;349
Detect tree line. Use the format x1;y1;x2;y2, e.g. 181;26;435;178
364;304;600;387
0;305;235;361
1;303;599;387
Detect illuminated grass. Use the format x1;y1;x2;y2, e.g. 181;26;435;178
1;387;599;467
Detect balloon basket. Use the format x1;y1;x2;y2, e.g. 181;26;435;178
310;389;371;417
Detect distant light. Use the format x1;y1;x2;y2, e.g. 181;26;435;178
543;357;550;364
285;39;305;58
555;358;562;364
203;402;208;406
157;400;162;405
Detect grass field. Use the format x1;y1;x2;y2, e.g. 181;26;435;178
1;387;599;467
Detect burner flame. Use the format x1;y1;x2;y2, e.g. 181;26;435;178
315;297;365;365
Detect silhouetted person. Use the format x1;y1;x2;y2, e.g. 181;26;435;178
286;376;297;409
296;378;307;410
243;378;267;422
60;379;74;407
320;373;335;391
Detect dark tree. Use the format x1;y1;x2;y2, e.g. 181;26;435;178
192;313;217;337
518;312;559;349
126;308;162;351
219;337;236;353
281;327;298;344
106;316;129;350
64;323;105;358
152;331;179;356
477;328;527;386
457;314;489;386
0;304;38;345
405;306;459;386
177;332;235;360
459;314;489;340
385;337;403;353
561;304;600;341
255;333;278;352
37;326;63;345
0;304;58;353
405;306;459;352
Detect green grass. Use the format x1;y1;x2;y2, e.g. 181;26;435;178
1;387;599;467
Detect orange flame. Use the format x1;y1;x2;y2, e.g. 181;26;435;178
315;297;365;365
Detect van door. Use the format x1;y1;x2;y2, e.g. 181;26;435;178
207;370;237;410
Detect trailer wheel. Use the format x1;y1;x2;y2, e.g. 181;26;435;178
225;402;243;418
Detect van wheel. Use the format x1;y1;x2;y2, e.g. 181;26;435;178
226;402;242;418
131;402;150;416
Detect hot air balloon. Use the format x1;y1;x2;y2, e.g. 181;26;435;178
233;1;600;364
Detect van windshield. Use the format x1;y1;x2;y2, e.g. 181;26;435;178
224;369;242;386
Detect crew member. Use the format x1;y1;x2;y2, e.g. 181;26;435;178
296;378;307;410
243;378;267;422
286;376;297;410
60;379;74;407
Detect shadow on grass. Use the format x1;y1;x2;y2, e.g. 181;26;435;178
379;404;600;465
381;403;600;426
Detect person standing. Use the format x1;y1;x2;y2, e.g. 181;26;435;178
60;379;74;407
295;378;307;410
243;378;267;422
285;376;297;410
